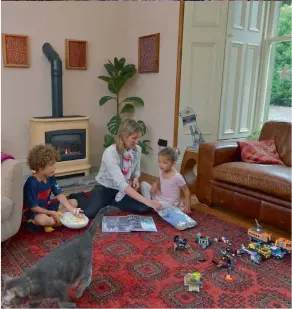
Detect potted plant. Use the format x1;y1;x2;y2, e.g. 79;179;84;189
98;57;151;155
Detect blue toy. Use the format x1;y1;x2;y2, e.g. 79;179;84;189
268;244;286;260
237;244;262;265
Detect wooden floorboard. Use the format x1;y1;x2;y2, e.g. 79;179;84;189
140;173;291;241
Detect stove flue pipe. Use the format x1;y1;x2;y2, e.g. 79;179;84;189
42;43;63;118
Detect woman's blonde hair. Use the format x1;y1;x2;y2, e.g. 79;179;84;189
115;119;141;154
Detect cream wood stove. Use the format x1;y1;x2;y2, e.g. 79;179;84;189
29;43;91;177
29;116;91;177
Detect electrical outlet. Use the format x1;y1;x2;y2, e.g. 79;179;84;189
158;139;168;147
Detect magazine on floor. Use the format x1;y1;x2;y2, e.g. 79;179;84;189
102;215;157;232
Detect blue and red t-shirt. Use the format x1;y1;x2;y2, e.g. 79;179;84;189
23;175;62;212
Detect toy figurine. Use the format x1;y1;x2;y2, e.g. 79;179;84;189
174;235;192;252
179;106;205;151
212;248;234;281
184;272;203;292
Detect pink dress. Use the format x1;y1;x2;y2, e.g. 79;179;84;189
153;171;186;209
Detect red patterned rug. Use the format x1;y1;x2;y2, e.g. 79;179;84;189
1;210;291;308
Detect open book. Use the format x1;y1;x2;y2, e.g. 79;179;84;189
102;215;157;232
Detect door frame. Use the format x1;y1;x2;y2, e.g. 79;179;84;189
173;0;185;148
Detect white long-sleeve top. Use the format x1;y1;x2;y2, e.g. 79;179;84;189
95;144;142;192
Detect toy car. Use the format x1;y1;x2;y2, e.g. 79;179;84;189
237;244;262;265
248;219;272;243
248;242;272;260
269;244;286;260
275;238;291;254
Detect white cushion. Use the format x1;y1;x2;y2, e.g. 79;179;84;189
1;196;13;222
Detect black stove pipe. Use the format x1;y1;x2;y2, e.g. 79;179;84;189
42;43;63;118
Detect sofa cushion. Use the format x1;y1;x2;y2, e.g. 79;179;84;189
213;162;291;201
259;121;291;167
238;140;284;165
1;196;13;222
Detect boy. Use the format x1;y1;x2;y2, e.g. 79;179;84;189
23;144;82;231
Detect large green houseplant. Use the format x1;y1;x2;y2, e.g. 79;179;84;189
98;57;151;155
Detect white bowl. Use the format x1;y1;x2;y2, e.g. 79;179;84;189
60;212;89;229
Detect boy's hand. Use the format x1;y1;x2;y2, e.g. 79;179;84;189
71;208;84;218
132;178;140;191
48;211;61;224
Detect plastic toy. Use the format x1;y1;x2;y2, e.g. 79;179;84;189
179;106;205;151
195;233;212;249
275;238;291;254
195;233;218;249
212;248;234;281
184;272;203;292
248;219;272;243
221;236;229;244
237;244;262;265
268;244;286;260
174;235;192;252
248;242;272;260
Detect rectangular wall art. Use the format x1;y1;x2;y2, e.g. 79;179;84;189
138;33;160;74
2;34;30;68
65;39;88;70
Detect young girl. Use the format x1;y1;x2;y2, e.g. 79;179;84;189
70;119;162;218
140;147;196;230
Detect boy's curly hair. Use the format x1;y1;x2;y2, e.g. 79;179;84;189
27;144;60;171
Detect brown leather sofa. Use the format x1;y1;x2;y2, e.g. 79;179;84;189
196;121;291;232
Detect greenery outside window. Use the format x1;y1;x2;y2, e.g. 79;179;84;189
263;1;292;123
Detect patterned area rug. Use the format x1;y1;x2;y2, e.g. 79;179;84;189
1;211;291;308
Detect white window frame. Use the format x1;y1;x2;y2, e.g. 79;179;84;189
254;1;292;130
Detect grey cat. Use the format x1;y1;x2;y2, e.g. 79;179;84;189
2;206;119;308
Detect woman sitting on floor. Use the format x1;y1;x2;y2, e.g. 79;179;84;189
70;119;162;218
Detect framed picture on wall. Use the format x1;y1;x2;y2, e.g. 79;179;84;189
138;33;160;74
65;39;88;70
2;34;30;68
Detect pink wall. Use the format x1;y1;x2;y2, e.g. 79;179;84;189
2;2;180;175
124;2;180;175
1;2;126;167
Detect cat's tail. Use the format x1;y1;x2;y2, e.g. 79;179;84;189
87;206;120;237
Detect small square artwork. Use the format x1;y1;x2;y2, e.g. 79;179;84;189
65;39;88;70
138;33;160;74
2;34;30;68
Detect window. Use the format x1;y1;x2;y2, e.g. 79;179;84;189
262;1;292;123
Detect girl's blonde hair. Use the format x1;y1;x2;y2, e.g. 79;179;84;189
115;119;141;154
158;147;180;163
